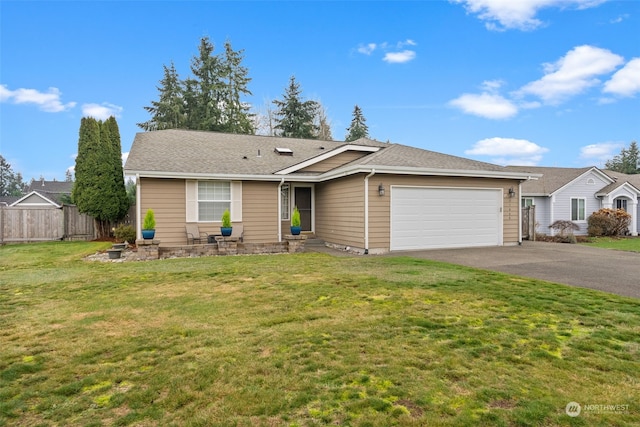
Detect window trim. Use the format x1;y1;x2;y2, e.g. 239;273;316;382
522;197;534;208
570;197;586;222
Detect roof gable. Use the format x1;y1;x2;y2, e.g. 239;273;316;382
10;191;61;208
505;166;612;195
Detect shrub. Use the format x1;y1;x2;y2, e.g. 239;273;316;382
114;224;136;243
143;209;156;230
588;208;630;236
221;209;232;228
549;220;579;236
291;206;301;227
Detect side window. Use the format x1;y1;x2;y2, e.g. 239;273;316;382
571;198;585;221
281;184;290;220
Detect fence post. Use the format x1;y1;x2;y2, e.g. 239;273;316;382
0;205;4;245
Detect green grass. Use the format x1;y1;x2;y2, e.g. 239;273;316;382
1;242;639;426
581;236;640;252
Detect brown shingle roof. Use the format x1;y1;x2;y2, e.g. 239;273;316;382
125;129;525;178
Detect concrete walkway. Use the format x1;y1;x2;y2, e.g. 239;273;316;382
307;240;640;299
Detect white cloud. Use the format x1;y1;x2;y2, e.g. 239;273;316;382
356;40;417;64
449;92;518;119
82;103;123;120
602;57;640;97
357;43;377;55
517;45;624;104
465;137;549;165
579;142;623;162
383;50;417;64
0;84;76;112
451;0;607;31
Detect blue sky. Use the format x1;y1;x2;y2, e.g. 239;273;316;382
1;0;639;181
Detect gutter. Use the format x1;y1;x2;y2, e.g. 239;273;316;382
364;169;375;254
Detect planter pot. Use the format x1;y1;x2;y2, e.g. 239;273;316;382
141;229;155;240
220;227;232;237
290;226;301;235
107;249;122;259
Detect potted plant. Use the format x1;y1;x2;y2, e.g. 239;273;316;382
290;206;301;235
220;209;232;237
142;209;156;240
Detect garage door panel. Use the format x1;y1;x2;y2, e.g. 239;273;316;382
391;187;502;251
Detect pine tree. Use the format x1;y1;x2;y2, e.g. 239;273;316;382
137;62;184;131
73;117;129;239
273;76;319;139
190;36;224;131
345;105;370;142
0;155;26;197
605;141;639;174
219;40;254;134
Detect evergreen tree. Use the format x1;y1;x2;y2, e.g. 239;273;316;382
190;36;223;131
137;62;184;131
605;141;639;174
138;37;253;134
219;40;254;134
0;155;26;197
73;117;128;239
273;76;319;139
345;105;370;142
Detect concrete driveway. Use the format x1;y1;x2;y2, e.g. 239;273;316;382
394;241;640;299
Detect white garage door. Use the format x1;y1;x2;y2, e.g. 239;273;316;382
391;187;502;251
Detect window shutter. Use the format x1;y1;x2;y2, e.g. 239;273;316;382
231;181;242;222
185;180;197;222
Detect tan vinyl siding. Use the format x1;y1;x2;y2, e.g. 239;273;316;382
242;181;279;243
314;174;520;252
139;178;187;246
315;174;365;247
298;151;370;173
140;178;279;245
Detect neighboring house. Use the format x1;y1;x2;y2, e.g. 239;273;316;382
505;166;640;236
124;130;539;253
10;191;63;208
25;180;73;205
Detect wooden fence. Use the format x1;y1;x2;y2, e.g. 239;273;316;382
0;205;138;244
0;205;94;243
522;205;536;241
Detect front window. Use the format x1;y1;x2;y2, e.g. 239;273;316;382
198;181;230;221
571;198;586;221
281;184;290;220
616;199;627;211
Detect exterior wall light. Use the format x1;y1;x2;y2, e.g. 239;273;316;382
378;183;385;197
508;187;516;198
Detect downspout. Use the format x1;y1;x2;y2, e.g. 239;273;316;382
518;181;522;244
277;178;285;242
364;169;376;254
136;174;141;241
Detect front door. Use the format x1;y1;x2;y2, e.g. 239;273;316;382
294;187;312;231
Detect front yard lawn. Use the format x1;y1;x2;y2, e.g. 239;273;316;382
581;236;640;252
1;242;638;426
